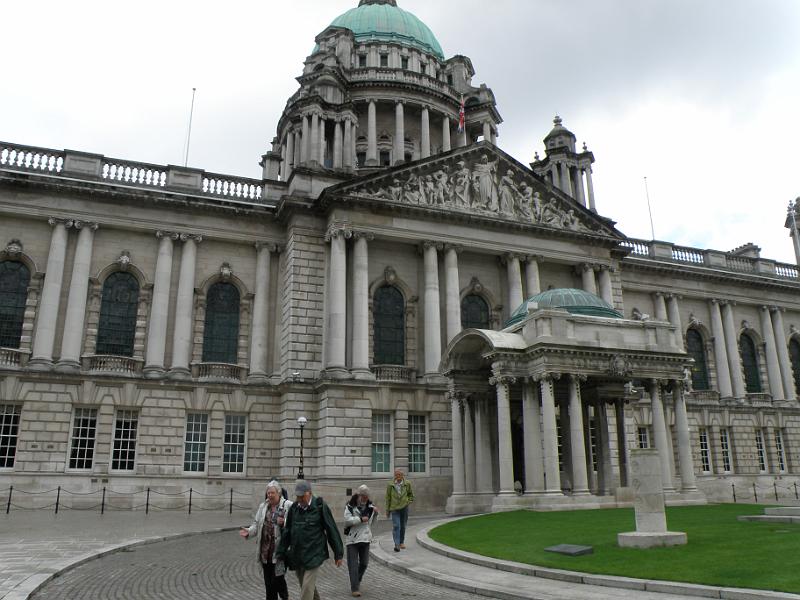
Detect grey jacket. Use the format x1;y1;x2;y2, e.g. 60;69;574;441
246;497;293;574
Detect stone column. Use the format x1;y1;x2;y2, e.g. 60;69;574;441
351;232;373;379
342;119;353;168
441;115;451;152
293;131;302;168
672;381;698;492
30;218;72;368
248;242;274;382
522;381;544;493
648;380;675;491
709;299;733;398
367;101;377;166
653;292;668;321
463;398;476;493
474;398;492;493
394;101;405;164
524;256;541;298
422;241;442;375
666;295;683;342
483;121;492;143
319;117;327;165
585;167;596;212
450;394;465;496
598;266;613;306
310;113;320;165
539;375;562;494
721;302;745;399
760;306;784;401
492;374;516;495
568;375;590;495
505;254;524;314
325;227;349;375
580;263;597;295
550;165;559;188
444;245;462;344
285;131;295;179
771;308;796;401
615;399;629;486
300;115;310;164
57;221;98;371
421;106;431;158
169;234;201;379
144;231;177;378
597;401;614;494
560;164;572;195
333;120;343;169
575;168;587;206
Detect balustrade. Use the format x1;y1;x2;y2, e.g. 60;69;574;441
371;364;416;382
0;347;30;369
82;354;143;376
0;143;63;173
192;362;247;382
775;263;799;278
726;255;755;272
672;246;704;264
349;68;455;98
102;160;166;187
202;174;263;201
620;239;648;256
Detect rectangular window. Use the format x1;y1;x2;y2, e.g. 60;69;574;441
379;54;388;67
401;57;409;70
698;427;711;473
379;150;391;167
371;413;391;472
720;427;732;473
447;74;453;86
556;413;564;473
69;408;98;470
223;414;247;474
588;416;599;472
111;410;138;471
0;404;21;469
183;413;209;472
356;152;366;167
755;428;767;473
775;428;787;473
637;426;650;449
420;61;427;74
408;415;427;473
358;54;367;67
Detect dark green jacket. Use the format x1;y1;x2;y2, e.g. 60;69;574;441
276;496;344;570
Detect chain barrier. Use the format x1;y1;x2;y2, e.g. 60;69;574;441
729;480;800;503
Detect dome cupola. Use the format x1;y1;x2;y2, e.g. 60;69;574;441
506;288;622;327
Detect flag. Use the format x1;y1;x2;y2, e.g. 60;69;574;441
457;95;465;133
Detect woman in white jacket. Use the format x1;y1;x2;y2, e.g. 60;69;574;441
240;480;292;600
343;484;378;597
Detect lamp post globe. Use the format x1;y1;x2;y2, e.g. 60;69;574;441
297;416;308;479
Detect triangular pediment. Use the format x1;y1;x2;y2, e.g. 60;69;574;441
324;142;621;238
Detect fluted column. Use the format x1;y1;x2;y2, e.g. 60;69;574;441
450;394;465;496
248;242;274;382
325;227;349;375
672;381;697;491
649;379;675;491
285;131;295;179
666;294;683;340
579;263;597;295
444;245;462;344
585;167;596;211
709;299;733;398
760;306;784;401
522;381;544;494
144;231;177;378
597;401;614;494
771;307;796;401
57;221;98;371
539;375;562;494
474;398;492;493
568;375;590;495
653;292;668;321
300;115;310;164
441;115;451;152
367;101;377;165
421;106;431;158
721;302;745;399
492;373;516;495
169;234;201;379
333;120;343;169
463;398;476;493
598;266;613;306
351;232;373;379
30;218;72;368
310;113;320;165
422;241;442;375
394;101;405;165
524;256;541;298
505;254;524;313
342;119;353;169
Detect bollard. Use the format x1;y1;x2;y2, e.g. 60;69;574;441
6;485;12;514
732;482;737;503
146;487;150;515
795;482;799;501
774;482;779;503
55;486;61;515
101;487;106;515
189;488;193;515
753;483;758;503
229;489;233;515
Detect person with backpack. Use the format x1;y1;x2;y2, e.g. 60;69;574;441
343;485;378;597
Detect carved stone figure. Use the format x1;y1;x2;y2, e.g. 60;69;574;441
404;173;423;204
423;174;437;205
541;199;564;227
452;161;471;207
472;155;498;211
432;170;448;205
498;169;518;215
562;209;580;231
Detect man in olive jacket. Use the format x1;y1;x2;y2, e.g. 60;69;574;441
276;480;344;600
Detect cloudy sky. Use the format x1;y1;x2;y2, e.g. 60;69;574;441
4;0;800;262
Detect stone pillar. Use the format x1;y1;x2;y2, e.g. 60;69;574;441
320;118;327;165
505;254;524;314
463;398;476;493
301;115;310;164
580;263;597;295
333;120;343;169
568;375;590;495
285;131;295;179
760;306;784;401
421;106;431;158
492;374;516;495
721;302;746;399
394;102;405;165
367;101;377;165
666;295;683;343
598;266;613;306
351;232;373;379
648;380;675;491
325;227;348;375
771;308;796;401
342;119;353;168
422;241;442;375
672;381;697;492
539;375;562;494
450;394;465;496
481;121;491;143
30;218;72;368
524;256;541;298
293;131;302;168
575;168;587;206
560;163;572;195
550;165;559;188
169;234;202;379
57;221;98;371
441;115;451;152
248;242;274;382
598;401;614;494
709;299;733;398
522;381;544;493
144;231;177;378
310;113;320;165
444;245;462;344
615;399;629;487
585;167;596;212
474;399;492;493
653;292;668;321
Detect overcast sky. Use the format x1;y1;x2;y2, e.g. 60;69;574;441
4;0;800;263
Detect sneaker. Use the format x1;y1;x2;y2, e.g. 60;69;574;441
352;592;362;597
393;546;400;552
399;544;406;549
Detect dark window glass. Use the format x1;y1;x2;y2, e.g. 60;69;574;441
686;329;710;391
373;285;404;365
790;339;800;397
461;294;490;330
358;55;367;67
401;57;409;70
379;151;391;166
202;282;240;364
740;334;762;393
447;74;453;86
0;261;30;349
404;153;413;163
356;152;366;167
380;54;388;67
96;272;139;356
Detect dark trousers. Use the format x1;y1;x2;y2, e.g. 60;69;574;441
261;561;288;600
391;506;409;547
346;542;370;592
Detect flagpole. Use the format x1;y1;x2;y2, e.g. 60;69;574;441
644;176;656;240
183;87;197;167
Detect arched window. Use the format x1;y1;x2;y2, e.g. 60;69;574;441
373;285;404;365
202;282;240;364
739;333;761;393
96;272;140;356
0;261;30;349
685;329;710;391
790;338;800;397
461;294;490;330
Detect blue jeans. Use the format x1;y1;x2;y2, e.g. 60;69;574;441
391;506;409;547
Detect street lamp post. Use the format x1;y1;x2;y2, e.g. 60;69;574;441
297;416;307;480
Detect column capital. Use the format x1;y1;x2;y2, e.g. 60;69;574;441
569;373;588;383
532;372;561;383
652;291;665;298
708;297;723;306
48;217;74;228
73;221;99;231
254;241;281;253
576;262;597;274
524;254;542;264
178;233;203;243
664;292;682;300
325;223;352;242
489;375;517;386
352;230;375;242
419;240;443;252
770;305;785;314
156;230;180;241
444;243;463;254
500;252;523;265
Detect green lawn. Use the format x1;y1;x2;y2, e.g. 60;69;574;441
429;504;800;594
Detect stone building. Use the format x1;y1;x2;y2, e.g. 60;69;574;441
2;0;800;512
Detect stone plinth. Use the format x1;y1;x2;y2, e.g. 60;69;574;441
618;449;687;548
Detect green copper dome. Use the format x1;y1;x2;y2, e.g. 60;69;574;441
320;0;444;60
506;288;623;327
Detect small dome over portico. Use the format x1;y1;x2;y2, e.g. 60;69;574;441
506;287;622;327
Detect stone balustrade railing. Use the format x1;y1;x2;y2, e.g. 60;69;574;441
1;142;64;173
202;172;263;201
622;238;799;280
0;347;30;369
103;159;167;188
349;67;456;99
192;362;247;382
371;364;416;383
82;354;143;376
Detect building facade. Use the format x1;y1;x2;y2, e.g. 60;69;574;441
2;0;800;512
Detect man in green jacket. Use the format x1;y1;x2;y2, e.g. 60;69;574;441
385;469;414;552
276;480;344;600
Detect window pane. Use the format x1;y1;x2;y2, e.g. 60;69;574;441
685;329;710;391
202;283;240;364
112;410;138;471
408;415;427;473
373;286;404;365
637;426;650;449
720;427;732;473
755;428;767;472
184;413;208;472
775;428;787;472
699;427;711;473
371;414;391;472
69;408;97;470
461;294;490;330
0;404;21;468
740;335;762;393
0;261;30;349
223;414;247;473
96;272;140;356
790;339;800;397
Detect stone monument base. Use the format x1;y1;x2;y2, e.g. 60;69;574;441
617;531;687;548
